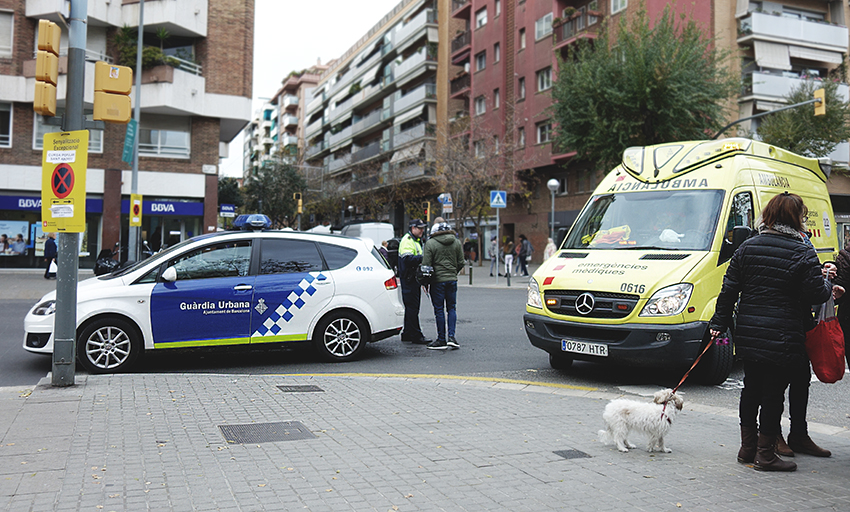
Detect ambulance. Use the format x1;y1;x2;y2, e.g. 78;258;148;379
524;138;838;384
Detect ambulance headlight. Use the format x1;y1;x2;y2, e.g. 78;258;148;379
33;300;56;316
639;284;692;317
527;278;543;309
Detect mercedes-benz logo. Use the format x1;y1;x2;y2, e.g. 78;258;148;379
575;292;595;315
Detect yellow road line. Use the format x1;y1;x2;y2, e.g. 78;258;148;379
263;372;597;391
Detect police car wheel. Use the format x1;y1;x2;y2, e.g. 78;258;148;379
549;352;573;370
314;312;368;362
77;317;141;374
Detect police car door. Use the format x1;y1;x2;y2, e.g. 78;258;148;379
149;239;254;347
250;237;334;344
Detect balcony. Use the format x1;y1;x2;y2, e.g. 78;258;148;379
554;11;601;49
305;117;324;138
305;141;327;159
393;9;437;51
306;93;324;116
328;155;349;173
738;12;848;54
281;134;298;147
119;0;209;38
450;73;471;96
394;122;431;147
282;114;299;128
352;173;381;192
451;0;471;18
743;71;850;102
330;96;356;121
329;125;354;147
351;140;382;163
353;82;384;108
394;50;436;84
352;109;383;136
451;30;471;54
283;95;299;111
395;83;437;115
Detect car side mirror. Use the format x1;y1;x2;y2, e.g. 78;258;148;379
162;266;177;282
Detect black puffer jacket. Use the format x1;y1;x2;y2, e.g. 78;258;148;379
833;249;850;322
709;231;830;367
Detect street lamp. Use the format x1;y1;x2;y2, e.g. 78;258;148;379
547;178;559;241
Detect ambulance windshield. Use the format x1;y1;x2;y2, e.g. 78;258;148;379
564;190;725;251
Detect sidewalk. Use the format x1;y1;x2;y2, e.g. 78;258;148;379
3;373;850;511
456;261;539;289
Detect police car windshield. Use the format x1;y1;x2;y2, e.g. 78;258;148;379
564;190;724;251
108;237;199;278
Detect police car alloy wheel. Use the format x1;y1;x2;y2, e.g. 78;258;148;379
314;312;368;362
77;317;142;374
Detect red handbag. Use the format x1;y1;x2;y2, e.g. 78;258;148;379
805;297;846;384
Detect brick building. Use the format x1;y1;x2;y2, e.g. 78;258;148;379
0;0;252;267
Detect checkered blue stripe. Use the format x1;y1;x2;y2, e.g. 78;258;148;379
251;272;324;337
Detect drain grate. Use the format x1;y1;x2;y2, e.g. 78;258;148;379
277;385;324;393
553;449;591;460
218;421;316;444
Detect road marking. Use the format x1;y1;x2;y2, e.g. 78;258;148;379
266;372;598;391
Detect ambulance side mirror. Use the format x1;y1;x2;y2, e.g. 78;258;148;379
718;226;753;265
162;266;177;282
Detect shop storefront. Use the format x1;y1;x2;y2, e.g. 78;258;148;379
120;199;203;254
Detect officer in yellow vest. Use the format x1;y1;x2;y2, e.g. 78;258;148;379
398;219;431;344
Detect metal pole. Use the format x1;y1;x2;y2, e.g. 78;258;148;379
550;189;555;241
52;0;88;386
129;0;144;263
495;208;499;286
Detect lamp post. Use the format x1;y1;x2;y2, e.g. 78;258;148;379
340;197;346;227
547;179;559;241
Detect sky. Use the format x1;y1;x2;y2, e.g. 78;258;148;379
218;0;404;178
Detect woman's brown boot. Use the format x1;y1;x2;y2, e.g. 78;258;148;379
787;432;831;457
775;432;795;457
754;433;797;472
737;426;758;463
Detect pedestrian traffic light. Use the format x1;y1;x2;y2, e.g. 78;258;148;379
34;20;60;117
93;61;133;123
293;192;302;214
814;88;826;116
423;201;431;223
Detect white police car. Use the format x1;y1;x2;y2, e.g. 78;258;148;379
23;223;404;373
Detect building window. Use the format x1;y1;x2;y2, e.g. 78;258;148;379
494;135;500;153
139;115;191;158
535;13;553;40
495;0;501;17
475;96;486;115
553;176;568;195
519;28;526;50
494;42;500;63
34;113;103;153
494;88;500;109
475;51;486;71
588;1;599;25
518;127;526;147
537;67;552;91
0;11;12;58
476;7;487;28
518;77;526;100
474;140;484;158
0;103;10;147
537;121;552;144
612;0;627;14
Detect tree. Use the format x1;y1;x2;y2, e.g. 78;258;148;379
242;160;306;228
551;7;739;169
756;79;850;158
217;177;243;209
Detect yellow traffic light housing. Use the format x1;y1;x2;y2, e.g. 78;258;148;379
293;193;303;213
34;20;60;117
423;201;431;223
814;88;826;116
93;61;133;123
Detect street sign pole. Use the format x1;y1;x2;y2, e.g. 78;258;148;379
52;0;88;386
495;208;499;286
129;0;144;263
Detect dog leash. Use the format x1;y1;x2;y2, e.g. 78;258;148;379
661;333;728;418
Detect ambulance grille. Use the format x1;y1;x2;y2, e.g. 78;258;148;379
544;290;639;319
640;253;691;260
558;252;588;259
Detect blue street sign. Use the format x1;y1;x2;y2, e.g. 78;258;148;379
490;190;506;208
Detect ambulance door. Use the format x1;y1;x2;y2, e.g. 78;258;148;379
150;239;254;347
250;238;335;344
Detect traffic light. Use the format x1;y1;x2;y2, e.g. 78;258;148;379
814;88;826;116
93;61;133;123
293;192;302;214
34;20;60;117
423;201;431;223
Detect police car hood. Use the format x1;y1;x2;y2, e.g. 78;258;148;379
536;250;708;298
33;273;130;304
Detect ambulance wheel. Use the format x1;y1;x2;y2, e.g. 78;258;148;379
694;329;734;386
77;317;142;374
314;311;368;362
549;352;573;370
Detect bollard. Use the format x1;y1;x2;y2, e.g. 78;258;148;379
468;260;473;285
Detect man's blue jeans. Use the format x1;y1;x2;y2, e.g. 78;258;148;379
430;280;457;341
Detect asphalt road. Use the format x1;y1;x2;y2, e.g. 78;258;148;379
4;283;850;432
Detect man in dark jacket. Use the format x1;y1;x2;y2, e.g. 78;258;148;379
422;222;464;350
398;219;431;344
517;234;531;276
43;232;57;279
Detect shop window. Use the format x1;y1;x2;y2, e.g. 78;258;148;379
34;112;103;153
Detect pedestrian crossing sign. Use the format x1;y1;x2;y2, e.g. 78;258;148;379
490;190;506;208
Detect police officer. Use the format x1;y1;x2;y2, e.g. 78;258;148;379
398;219;431;344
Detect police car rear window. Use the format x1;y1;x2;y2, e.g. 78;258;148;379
318;242;358;270
260;239;324;274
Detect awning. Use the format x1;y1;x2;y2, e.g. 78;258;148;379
789;45;843;64
735;0;749;18
393;106;424;126
754;41;791;71
391;142;424;163
756;100;786;112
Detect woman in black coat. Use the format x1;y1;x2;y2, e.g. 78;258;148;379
709;192;839;472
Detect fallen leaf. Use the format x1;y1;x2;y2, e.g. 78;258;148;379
643;475;654;478
258;484;266;487
96;506;103;509
109;494;120;498
404;494;413;498
676;504;682;508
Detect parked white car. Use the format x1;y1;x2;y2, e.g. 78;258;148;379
24;228;404;373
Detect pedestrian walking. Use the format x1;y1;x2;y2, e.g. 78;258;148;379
489;235;498;276
422;222;464;350
502;238;514;277
517;234;531;276
398;219;431;344
43;232;57;279
709;192;843;472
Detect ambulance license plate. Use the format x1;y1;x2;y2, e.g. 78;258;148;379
561;339;608;357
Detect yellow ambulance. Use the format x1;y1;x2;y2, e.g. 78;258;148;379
524;138;838;384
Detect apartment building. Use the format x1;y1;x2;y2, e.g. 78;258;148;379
0;0;253;267
302;0;448;227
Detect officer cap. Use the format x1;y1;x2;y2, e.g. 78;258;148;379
409;219;427;229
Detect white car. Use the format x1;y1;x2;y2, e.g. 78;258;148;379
24;229;404;373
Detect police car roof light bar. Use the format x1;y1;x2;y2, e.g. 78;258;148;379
232;214;271;231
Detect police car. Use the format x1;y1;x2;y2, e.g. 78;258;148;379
23;218;404;373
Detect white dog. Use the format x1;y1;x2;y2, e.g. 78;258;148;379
597;389;684;453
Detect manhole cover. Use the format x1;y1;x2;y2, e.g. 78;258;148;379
276;385;324;393
218;421;316;444
553;449;591;460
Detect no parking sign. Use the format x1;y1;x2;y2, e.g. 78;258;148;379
41;130;88;232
